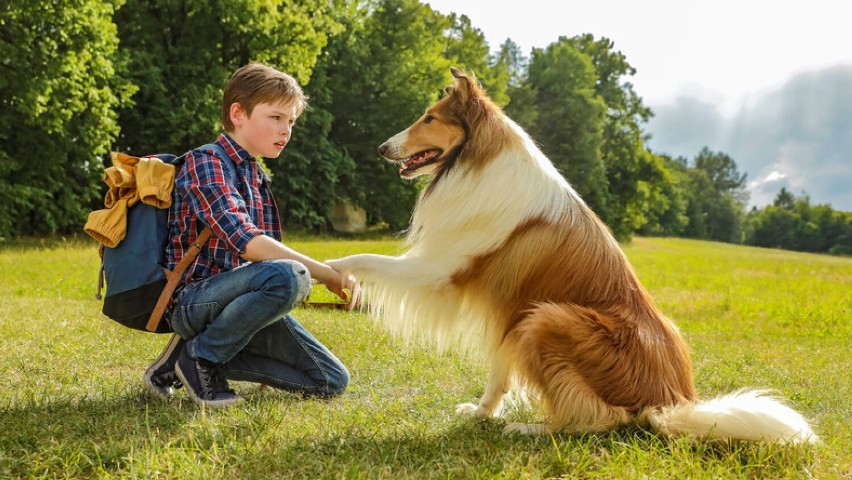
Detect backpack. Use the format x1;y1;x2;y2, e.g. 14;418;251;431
93;143;237;333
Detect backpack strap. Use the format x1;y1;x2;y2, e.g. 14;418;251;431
145;226;212;332
144;143;239;333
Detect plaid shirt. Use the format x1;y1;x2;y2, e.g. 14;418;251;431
166;133;281;286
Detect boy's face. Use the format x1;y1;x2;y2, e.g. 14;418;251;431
229;100;299;158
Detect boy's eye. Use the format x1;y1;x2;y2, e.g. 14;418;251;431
423;115;435;124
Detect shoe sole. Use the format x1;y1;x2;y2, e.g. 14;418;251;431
143;334;183;400
175;361;244;408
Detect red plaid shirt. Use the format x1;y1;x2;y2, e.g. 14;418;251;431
166;133;282;286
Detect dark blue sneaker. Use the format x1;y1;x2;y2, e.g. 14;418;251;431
144;334;184;399
174;345;243;408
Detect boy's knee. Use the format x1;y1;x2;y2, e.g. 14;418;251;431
258;259;312;308
322;366;350;397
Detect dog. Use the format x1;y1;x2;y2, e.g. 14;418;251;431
327;67;817;444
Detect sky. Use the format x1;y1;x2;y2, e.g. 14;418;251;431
425;0;852;211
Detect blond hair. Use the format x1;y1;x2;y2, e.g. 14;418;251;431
221;63;308;132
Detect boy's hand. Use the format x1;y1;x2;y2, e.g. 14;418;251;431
340;273;361;311
325;257;366;311
324;269;361;311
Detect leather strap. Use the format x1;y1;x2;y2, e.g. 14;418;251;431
145;227;213;332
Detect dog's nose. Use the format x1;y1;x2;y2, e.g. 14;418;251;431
377;143;388;156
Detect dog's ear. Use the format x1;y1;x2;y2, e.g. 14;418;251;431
449;67;475;104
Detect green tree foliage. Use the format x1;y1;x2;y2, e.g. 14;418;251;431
637;154;691;236
113;0;347;230
633;153;690;237
745;188;852;254
523;38;609;220
0;0;135;237
316;0;501;230
442;13;509;106
679;148;747;243
507;35;683;241
273;32;355;230
314;0;450;230
114;0;342;153
501;39;539;131
2;1;846;253
568;34;676;240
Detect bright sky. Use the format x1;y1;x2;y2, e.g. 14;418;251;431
426;0;852;115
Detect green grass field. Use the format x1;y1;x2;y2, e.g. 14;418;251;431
0;236;849;479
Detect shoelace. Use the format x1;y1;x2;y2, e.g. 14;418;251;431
154;370;183;390
198;360;235;398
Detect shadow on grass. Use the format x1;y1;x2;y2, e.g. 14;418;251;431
0;391;194;477
0;391;818;478
243;418;817;478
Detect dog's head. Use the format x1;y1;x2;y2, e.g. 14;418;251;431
378;67;505;181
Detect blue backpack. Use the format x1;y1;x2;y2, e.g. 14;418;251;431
94;143;237;333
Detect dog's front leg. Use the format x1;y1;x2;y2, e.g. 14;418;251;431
456;349;512;419
326;253;446;289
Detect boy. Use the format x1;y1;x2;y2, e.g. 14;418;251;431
143;63;355;407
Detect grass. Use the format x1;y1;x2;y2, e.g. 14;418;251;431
0;235;849;479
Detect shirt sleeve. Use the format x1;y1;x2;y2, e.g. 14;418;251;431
178;151;263;253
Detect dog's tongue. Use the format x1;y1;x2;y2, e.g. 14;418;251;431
404;151;431;169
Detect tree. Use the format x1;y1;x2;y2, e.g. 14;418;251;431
113;0;347;231
636;153;689;237
271;74;356;230
317;0;465;230
746;189;852;254
114;0;342;154
523;38;608;219
745;205;801;250
681;147;747;242
568;34;670;240
501;39;539;131
442;13;509;107
773;187;796;210
693;147;748;200
0;0;135;236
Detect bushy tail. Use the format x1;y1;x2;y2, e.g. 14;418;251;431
644;390;818;445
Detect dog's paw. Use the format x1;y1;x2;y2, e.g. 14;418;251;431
455;402;496;418
325;255;365;276
503;422;551;436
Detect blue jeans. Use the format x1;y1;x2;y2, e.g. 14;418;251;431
166;259;349;397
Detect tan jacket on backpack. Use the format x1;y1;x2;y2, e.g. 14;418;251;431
84;152;176;248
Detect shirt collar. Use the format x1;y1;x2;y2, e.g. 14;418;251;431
217;132;254;165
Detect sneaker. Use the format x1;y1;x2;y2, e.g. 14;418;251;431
174;345;243;408
143;333;184;399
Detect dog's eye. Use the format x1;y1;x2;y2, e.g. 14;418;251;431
423;115;435;124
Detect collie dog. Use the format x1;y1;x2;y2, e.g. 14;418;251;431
327;68;817;444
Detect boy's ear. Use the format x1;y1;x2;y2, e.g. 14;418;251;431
229;102;246;128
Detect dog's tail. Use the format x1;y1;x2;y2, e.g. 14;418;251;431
641;389;818;445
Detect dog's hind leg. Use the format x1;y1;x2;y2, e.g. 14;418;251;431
456;345;513;419
503;303;633;435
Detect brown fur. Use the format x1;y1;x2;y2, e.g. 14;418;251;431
412;68;697;431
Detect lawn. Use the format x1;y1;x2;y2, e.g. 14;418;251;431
0;235;849;479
